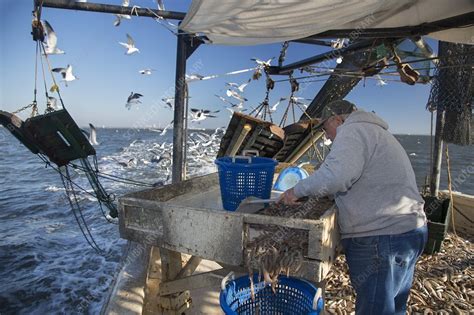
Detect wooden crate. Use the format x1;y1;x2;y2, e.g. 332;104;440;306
118;173;339;283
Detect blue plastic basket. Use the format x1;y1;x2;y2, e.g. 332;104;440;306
215;156;278;211
220;274;323;315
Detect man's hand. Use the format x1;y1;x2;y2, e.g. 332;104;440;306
277;188;303;205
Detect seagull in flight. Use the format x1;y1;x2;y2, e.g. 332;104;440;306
113;0;131;26
225;79;251;93
376;75;388;87
270;97;287;113
251;58;273;67
126;92;143;110
154;0;165;10
52;65;78;86
162;97;174;110
88;123;99;145
119;33;139;55
159;120;173;136
226;89;247;102
42;20;65;55
186;73;205;82
139;68;156;75
190;108;219;122
80;123;99;145
214;94;238;108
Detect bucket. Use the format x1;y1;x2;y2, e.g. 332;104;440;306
220;273;323;315
215;154;277;211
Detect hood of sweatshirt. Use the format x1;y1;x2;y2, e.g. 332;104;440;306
341;110;389;131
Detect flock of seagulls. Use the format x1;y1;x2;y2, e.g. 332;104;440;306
105;128;226;189
42;1;322;133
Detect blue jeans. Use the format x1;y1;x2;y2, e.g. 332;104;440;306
341;225;427;315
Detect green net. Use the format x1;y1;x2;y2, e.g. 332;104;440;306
427;41;473;146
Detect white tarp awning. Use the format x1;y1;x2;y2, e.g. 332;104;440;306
179;0;474;45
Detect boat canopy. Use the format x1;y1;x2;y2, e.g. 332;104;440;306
180;0;474;45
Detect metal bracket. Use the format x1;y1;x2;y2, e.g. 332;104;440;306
185;35;204;59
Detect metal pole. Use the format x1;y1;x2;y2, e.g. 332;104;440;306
269;39;375;75
172;31;187;184
36;0;186;20
430;109;445;196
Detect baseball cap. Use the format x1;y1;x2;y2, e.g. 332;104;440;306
317;100;357;128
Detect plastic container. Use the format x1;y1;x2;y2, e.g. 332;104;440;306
273;166;309;191
220;273;323;315
215;155;277;211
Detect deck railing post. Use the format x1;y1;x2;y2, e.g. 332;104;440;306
430;109;445;197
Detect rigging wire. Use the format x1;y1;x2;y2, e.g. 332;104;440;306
69;162;156;187
273;62;474;84
58;162;103;253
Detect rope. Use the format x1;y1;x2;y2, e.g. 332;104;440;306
146;7;179;36
37;155;105;201
38;154;115;249
13;42;41;115
38;41;51;105
59;164;103;253
81;157;118;219
33;41;39;108
39;42;67;110
445;145;457;236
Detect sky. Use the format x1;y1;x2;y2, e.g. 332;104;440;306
1;0;438;134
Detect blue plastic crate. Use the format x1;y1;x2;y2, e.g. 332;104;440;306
220;274;323;315
215;156;277;211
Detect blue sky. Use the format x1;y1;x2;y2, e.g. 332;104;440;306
1;0;437;134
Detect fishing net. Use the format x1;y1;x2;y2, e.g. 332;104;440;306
427;41;474;146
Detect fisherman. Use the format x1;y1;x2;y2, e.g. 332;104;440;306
278;100;427;315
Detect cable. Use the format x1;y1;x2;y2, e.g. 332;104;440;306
69;162;156;187
59;165;103;253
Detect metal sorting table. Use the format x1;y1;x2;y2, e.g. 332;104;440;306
118;173;340;284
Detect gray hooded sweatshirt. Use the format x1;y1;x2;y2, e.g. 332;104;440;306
294;110;426;239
